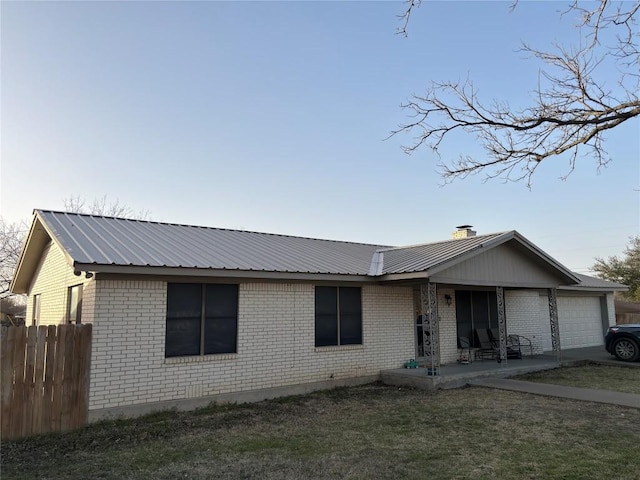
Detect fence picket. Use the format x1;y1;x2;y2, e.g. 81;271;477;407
42;325;57;435
60;325;75;431
22;327;37;438
78;324;92;427
33;327;47;435
10;327;26;439
1;327;14;438
1;324;92;440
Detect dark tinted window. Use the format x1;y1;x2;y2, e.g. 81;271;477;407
166;284;202;357
455;290;473;345
339;287;362;345
455;290;499;348
315;286;362;347
472;291;490;332
315;286;338;347
204;284;238;354
165;283;238;357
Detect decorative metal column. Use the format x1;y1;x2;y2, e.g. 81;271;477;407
496;286;507;365
548;288;561;362
420;283;440;373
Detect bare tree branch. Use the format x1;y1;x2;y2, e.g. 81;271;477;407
397;0;422;37
0;218;28;298
63;195;151;220
392;0;640;185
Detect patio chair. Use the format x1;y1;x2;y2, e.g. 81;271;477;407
508;334;533;357
490;328;533;357
479;328;522;361
475;329;499;361
457;336;473;364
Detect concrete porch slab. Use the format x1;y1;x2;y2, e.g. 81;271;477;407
381;355;561;391
382;346;639;392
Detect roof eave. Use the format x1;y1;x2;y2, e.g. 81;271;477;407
10;212;49;294
11;211;83;294
73;263;375;283
558;284;629;292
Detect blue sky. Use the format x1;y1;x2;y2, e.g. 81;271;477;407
2;1;638;274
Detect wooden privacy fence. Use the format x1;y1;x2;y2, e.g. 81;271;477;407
1;324;92;440
616;313;640;325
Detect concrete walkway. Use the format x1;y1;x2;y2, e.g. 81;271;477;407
467;347;640;408
469;377;640;409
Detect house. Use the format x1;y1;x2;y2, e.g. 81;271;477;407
11;211;627;419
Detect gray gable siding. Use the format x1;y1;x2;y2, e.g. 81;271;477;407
429;243;566;288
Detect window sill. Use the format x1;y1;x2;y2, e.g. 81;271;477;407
164;353;238;365
314;345;364;353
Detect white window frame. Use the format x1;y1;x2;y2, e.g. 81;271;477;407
32;294;41;326
67;284;83;324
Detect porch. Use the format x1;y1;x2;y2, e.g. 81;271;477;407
381;353;561;391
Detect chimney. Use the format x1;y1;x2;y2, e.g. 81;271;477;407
452;225;477;239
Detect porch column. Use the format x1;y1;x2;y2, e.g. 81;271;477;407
548;288;561;362
496;286;507;365
420;283;440;370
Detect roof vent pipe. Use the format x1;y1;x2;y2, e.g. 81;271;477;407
452;225;477;239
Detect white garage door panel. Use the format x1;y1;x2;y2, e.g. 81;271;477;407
558;296;604;348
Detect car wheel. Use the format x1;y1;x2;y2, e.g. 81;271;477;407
612;337;640;362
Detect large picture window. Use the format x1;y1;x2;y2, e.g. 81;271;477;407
165;283;238;358
455;290;499;348
315;286;362;347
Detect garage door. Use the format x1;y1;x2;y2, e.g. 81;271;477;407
557;296;605;349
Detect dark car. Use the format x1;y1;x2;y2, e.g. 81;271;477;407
605;324;640;362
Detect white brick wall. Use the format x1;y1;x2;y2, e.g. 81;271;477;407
504;290;546;354
88;281;415;411
25;245;617;412
438;288;458;363
606;293;615;327
25;242;94;326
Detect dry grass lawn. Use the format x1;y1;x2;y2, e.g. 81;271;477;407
517;363;640;394
3;381;640;480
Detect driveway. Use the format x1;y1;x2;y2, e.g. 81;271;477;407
560;345;640;366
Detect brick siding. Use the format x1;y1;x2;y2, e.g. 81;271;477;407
88;281;414;411
504;290;546;354
25;242;94;326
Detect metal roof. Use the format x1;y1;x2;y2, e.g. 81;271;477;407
36;210;386;275
378;233;506;275
559;273;628;291
8;210;625;294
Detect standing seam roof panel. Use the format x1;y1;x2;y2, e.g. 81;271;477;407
45;213;111;264
105;218;181;266
75;215;149;265
38;211;384;275
380;234;506;274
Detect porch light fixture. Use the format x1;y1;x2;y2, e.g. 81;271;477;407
444;294;452;306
